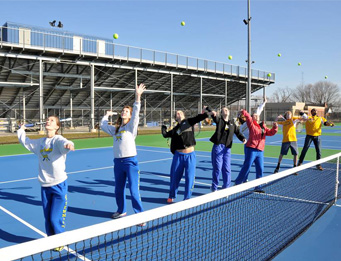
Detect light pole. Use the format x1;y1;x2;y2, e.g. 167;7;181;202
243;0;252;113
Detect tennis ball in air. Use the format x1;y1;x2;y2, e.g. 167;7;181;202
113;33;119;39
228;55;233;60
267;73;272;77
277;53;281;57
325;76;328;79
298;62;301;66
181;21;185;26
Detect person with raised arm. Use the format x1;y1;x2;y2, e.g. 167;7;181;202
209;107;246;191
101;83;146;224
161;107;212;203
17;116;74;251
235;109;278;193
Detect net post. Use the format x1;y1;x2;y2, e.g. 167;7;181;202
334;155;340;205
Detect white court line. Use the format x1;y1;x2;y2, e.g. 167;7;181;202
0;157;173;185
0;205;90;260
0;146;113;158
259;193;329;206
0;149;301;185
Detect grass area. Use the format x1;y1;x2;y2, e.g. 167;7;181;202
1;130;339;162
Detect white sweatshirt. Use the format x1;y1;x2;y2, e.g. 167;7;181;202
101;102;140;159
17;128;74;187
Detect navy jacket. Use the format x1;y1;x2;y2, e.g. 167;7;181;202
210;116;245;148
162;113;209;154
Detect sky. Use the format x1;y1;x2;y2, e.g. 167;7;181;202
2;0;341;97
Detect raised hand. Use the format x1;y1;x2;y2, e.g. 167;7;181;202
106;111;116;117
136;83;146;101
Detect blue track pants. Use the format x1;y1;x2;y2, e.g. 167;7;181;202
114;156;144;214
211;144;231;190
169;151;196;200
41;180;68;236
235;147;264;187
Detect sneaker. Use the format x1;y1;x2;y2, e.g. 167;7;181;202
316;165;323;171
254;189;265;194
111;212;127;219
53;246;64;252
274;168;279;174
137;222;146;227
210;186;217;192
167;198;174;204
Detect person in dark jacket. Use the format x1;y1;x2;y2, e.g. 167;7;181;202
161;109;212;203
209;107;246;191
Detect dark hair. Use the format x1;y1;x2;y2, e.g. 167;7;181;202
115;106;133;134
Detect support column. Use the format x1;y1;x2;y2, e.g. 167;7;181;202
170;73;173;126
225;80;228;107
39;59;44;134
70;92;74;129
22;91;26;124
90;64;95;132
263;86;266;123
110;93;113;125
246;0;252;113
144;98;147;127
200;77;203;112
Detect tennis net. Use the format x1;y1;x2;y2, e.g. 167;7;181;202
1;152;340;261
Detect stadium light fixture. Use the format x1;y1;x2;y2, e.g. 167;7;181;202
49;20;56;27
57;21;63;28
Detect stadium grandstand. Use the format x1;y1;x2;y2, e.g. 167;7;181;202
0;22;275;132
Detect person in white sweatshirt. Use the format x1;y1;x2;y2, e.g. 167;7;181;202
17;116;74;248
101;83;146;221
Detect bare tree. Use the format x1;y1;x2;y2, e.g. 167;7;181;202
292;83;313;103
311;81;340;106
270;87;294;103
291;81;340;106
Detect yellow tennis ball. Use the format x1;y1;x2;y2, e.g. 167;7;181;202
277;53;281;57
298;62;301;66
228;55;232;60
325;76;328;79
267;73;272;77
181;21;185;26
113;33;119;39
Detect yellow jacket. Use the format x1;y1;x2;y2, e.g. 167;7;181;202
277;119;298;142
305;116;327;136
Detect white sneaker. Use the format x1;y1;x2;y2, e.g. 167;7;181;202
111;212;127;219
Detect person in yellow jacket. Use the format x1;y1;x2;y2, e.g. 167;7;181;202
274;111;301;173
298;108;334;170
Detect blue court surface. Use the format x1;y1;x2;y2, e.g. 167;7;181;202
0;141;340;259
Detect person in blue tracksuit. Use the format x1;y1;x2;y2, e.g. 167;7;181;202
101;83;146;221
209;107;246;191
18;116;74;251
161;108;212;203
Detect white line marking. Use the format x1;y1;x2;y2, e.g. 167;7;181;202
0;205;90;260
0;157;173;185
0;205;46;237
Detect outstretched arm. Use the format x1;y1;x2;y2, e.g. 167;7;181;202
256;98;267;116
100;111;117;136
135;83;146;102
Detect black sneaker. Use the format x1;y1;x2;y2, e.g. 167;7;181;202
316;165;323;171
254;189;265;194
274;168;279;174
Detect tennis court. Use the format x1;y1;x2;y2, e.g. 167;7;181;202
0;129;340;260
